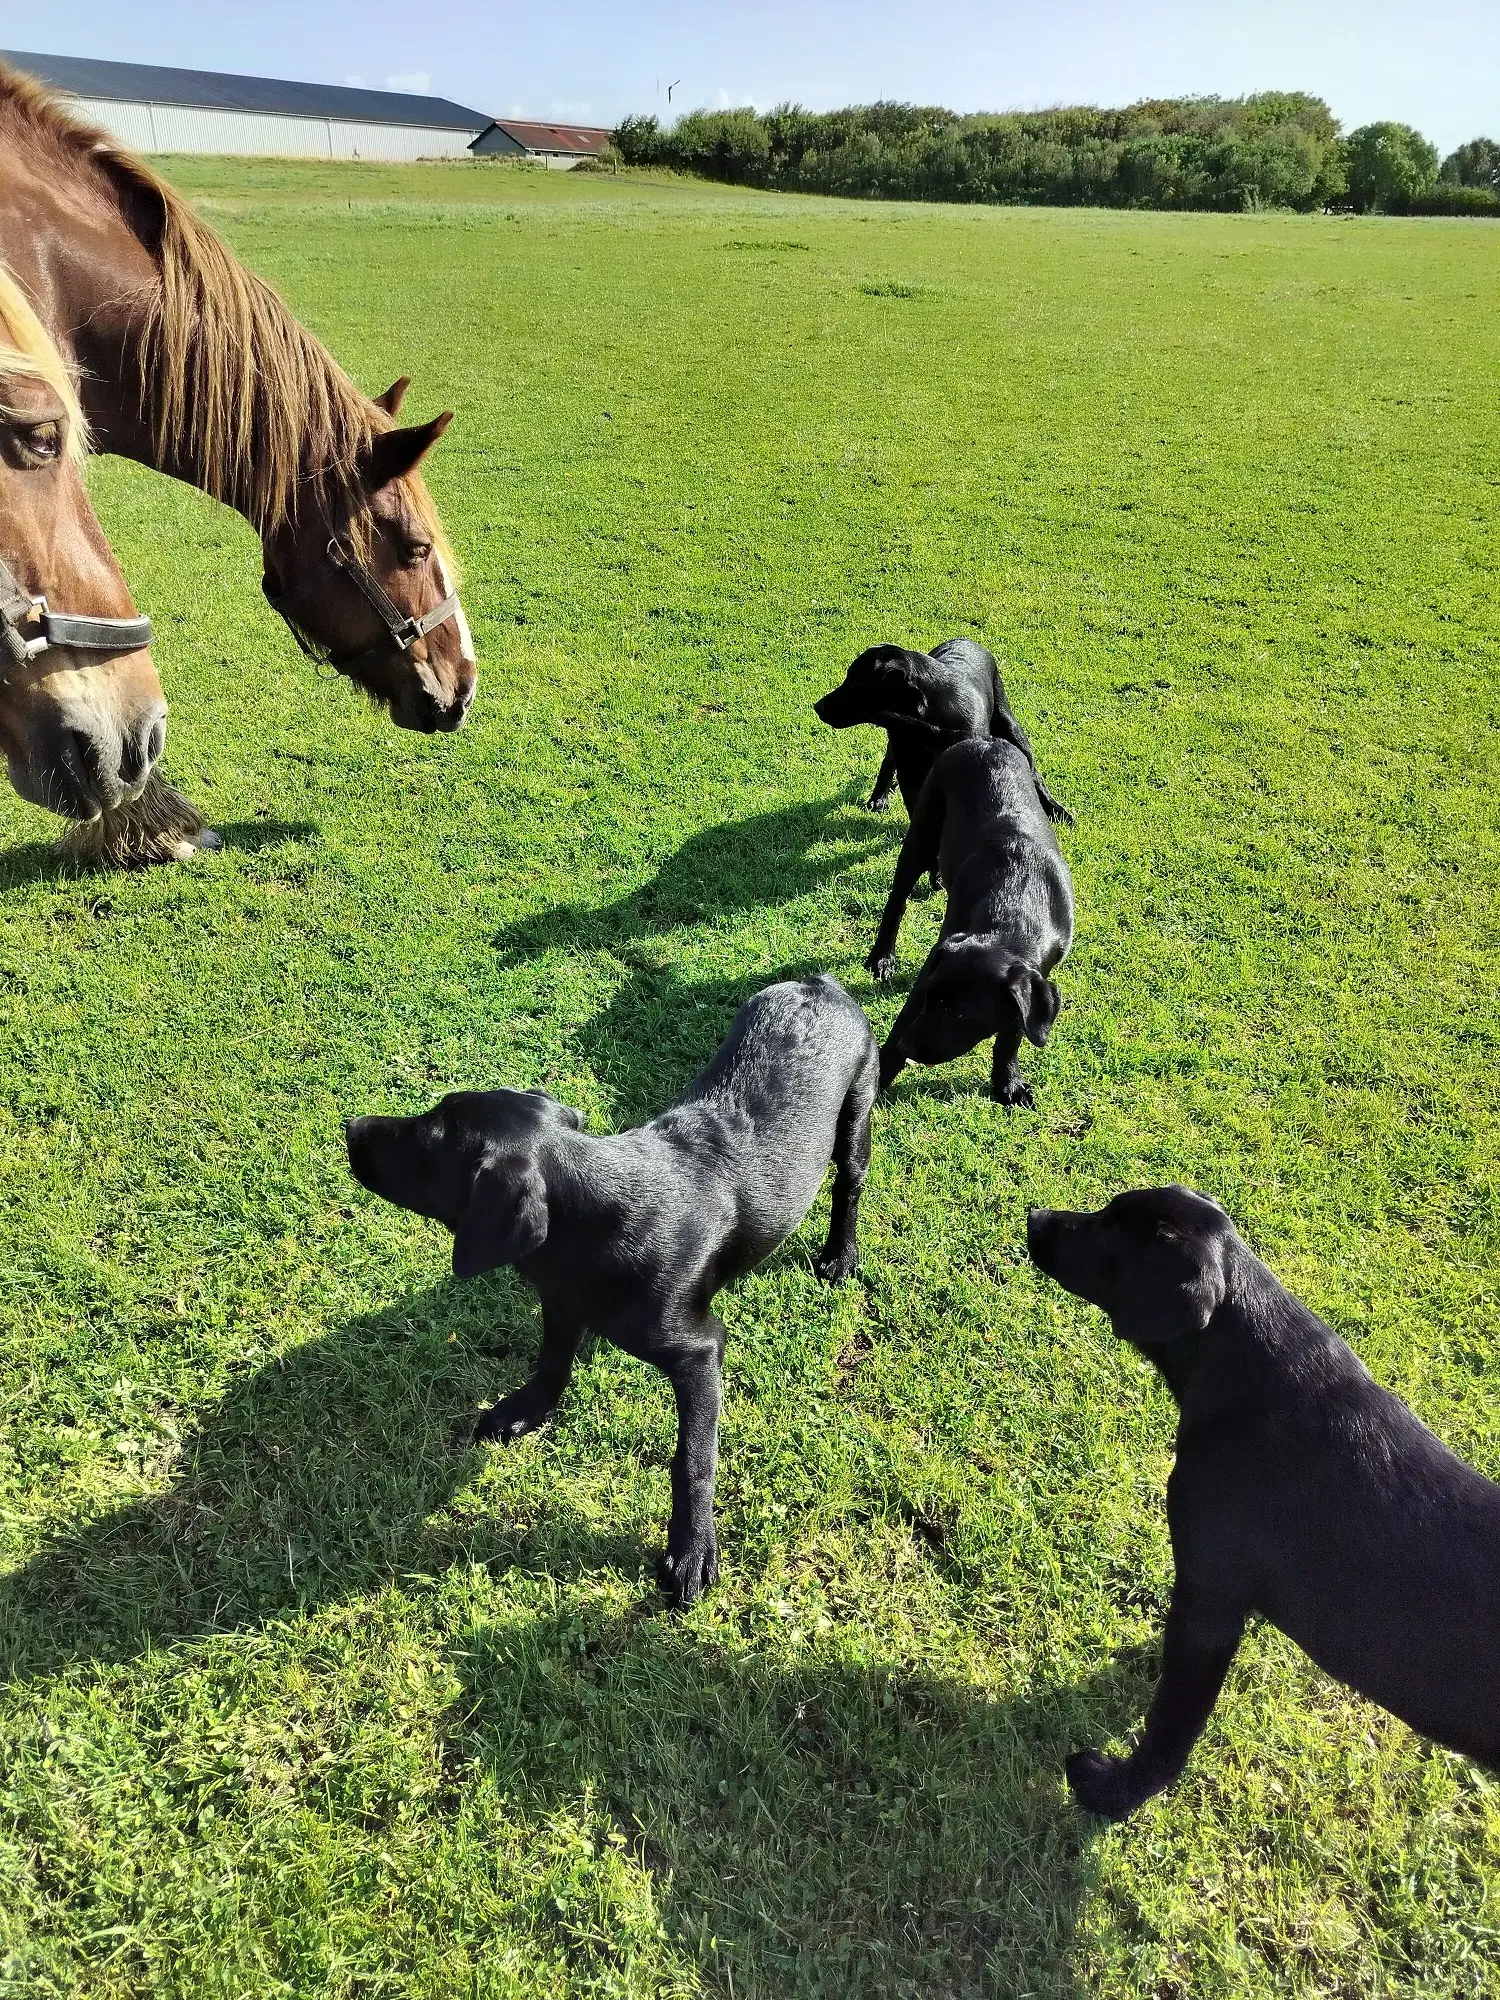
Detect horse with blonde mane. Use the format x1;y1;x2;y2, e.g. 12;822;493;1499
0;264;174;849
0;59;475;859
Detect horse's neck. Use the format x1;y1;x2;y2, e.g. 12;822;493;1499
0;145;152;446
0;136;245;513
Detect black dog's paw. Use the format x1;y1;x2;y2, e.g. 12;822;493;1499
814;1244;858;1284
866;949;897;982
864;790;891;814
992;1074;1036;1110
1066;1749;1141;1821
474;1386;555;1445
661;1526;720;1609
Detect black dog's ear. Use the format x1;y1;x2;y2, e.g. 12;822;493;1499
1004;965;1062;1046
452;1156;548;1278
1151;1221;1228;1335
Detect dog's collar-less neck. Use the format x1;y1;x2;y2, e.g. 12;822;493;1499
0;554;152;680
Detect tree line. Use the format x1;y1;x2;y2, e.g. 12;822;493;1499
611;97;1500;216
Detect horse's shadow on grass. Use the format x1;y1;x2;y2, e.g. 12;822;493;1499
0;818;319;889
212;818;318;853
447;1606;1150;1996
493;788;891;967
0;837;75;890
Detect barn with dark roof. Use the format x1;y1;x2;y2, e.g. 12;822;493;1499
2;49;494;160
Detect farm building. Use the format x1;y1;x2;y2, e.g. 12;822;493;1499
471;120;612;167
1;49;493;160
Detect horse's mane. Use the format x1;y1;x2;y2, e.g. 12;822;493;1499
0;262;87;462
0;61;451;559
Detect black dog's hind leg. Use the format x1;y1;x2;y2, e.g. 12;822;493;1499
475;1306;583;1444
660;1316;727;1609
866;744;898;813
1068;1583;1246;1820
989;682;1073;826
990;1021;1034;1109
815;1055;878;1282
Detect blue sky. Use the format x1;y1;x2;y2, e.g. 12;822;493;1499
11;1;1497;153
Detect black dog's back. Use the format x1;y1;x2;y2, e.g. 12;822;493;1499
678;975;875;1126
928;737;1072;951
1208;1272;1500;1766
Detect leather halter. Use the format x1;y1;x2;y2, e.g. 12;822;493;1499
0;553;153;680
262;529;460;683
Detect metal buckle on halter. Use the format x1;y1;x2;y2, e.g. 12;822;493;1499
14;591;49;660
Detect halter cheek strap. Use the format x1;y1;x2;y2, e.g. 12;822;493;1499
0;554;153;680
263;533;460;681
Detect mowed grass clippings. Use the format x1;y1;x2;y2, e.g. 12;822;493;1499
0;156;1496;1995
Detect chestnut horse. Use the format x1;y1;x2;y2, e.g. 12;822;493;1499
0;61;475;855
0;266;168;836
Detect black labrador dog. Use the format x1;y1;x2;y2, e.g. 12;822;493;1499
866;737;1073;1105
1028;1185;1500;1820
815;637;1071;826
346;976;879;1608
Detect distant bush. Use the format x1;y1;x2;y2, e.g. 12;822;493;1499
1441;136;1500;190
613;94;1351;212
1343;122;1440;212
1396;184;1500;217
571;143;623;175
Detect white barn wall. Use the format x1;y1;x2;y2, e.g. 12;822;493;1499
65;96;479;160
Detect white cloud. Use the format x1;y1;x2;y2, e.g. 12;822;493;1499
549;99;593;119
343;73;367;88
385;71;431;94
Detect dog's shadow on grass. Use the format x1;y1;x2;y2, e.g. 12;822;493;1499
493;789;891;966
0;1276;657;1683
446;1604;1152;1995
0;1279;1145;1989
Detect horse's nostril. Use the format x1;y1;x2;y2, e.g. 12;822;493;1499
117;706;166;788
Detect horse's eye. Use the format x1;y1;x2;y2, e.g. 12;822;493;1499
15;421;63;465
404;540;432;568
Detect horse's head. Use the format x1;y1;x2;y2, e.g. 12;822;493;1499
260;380;475;735
0;359;166;822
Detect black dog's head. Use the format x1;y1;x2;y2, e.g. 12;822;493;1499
814;644;929;729
346;1088;584;1278
1026;1186;1236;1347
889;934;1060;1067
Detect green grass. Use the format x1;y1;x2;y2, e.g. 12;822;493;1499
1;157;1498;1996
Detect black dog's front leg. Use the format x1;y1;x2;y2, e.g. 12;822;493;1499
660;1318;726;1609
990;1021;1033;1108
866;744;898;813
1068;1584;1246;1820
475;1306;583;1444
866;777;946;981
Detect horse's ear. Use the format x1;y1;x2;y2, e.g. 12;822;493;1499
373;376;411;417
361;411;453;491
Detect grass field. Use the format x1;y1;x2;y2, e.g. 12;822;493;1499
1;156;1498;1996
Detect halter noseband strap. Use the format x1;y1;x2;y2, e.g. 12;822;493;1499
263;532;460;682
0;555;153;679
